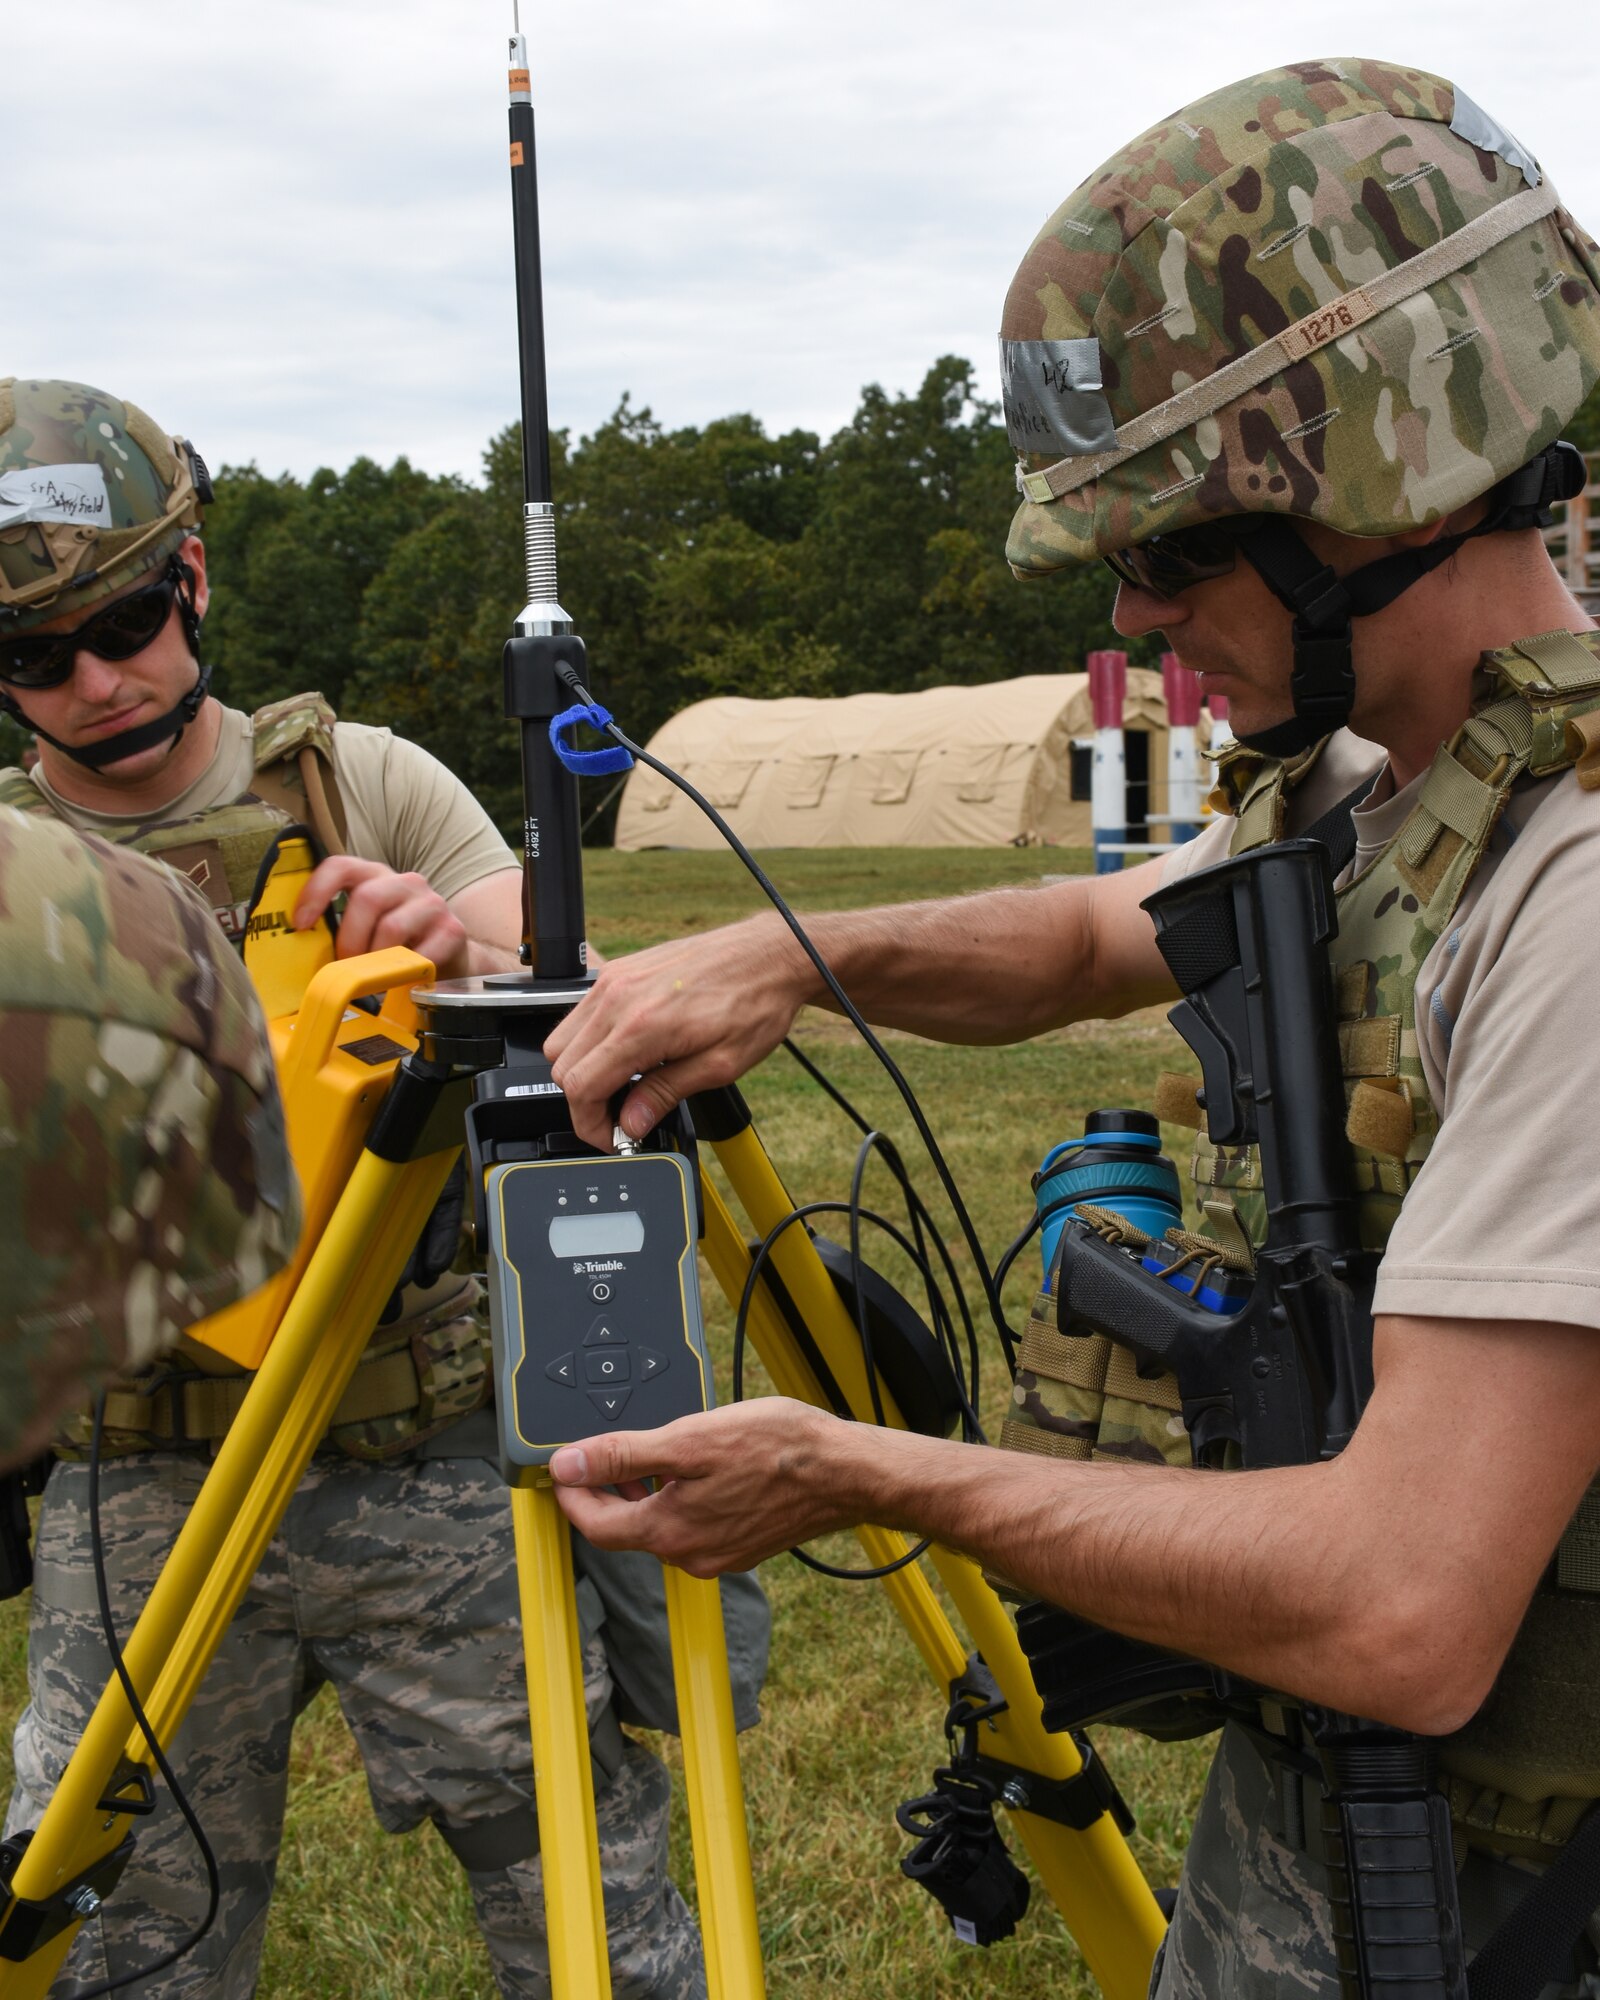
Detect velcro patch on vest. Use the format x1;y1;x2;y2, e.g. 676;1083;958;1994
1102;1340;1182;1414
1346;1078;1415;1162
154;839;252;944
1154;1068;1205;1129
1339;1015;1401;1078
1507;630;1600;698
158;839;230;903
1335;961;1373;1019
1020;1320;1110;1393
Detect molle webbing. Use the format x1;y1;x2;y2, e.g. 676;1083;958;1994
1206;734;1331;848
999;1280;1189;1473
1487;628;1600;786
249;691;348;855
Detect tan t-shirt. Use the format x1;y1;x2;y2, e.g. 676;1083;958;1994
29;702;519;903
1162;731;1600;1331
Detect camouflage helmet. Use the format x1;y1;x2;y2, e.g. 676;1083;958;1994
0;807;298;1468
1001;60;1600;579
0;378;210;633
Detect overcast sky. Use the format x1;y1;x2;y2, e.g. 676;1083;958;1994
9;2;1597;484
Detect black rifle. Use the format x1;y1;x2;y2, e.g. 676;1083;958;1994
1017;839;1467;2000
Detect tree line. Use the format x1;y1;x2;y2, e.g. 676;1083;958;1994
201;355;1128;838
6;360;1598;841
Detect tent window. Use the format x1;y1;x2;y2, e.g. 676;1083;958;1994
869;749;923;805
691;760;761;810
785;754;836;809
1069;739;1093;803
956;743;1018;804
633;769;676;814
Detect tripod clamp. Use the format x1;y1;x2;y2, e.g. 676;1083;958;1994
941;1654;1134;1835
0;1830;135;1964
0;1749;161;1957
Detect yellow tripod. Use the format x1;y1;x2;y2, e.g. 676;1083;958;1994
0;925;1163;1998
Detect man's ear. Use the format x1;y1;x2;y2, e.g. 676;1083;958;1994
180;534;209;620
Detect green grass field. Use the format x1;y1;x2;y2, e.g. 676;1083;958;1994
1;846;1215;1997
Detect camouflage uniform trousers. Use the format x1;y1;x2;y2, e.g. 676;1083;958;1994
1150;1724;1600;2000
6;1451;706;2000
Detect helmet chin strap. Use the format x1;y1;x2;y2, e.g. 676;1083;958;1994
1224;442;1587;759
2;557;214;772
14;663;214;770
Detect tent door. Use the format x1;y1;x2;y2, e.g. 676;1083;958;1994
1126;731;1150;841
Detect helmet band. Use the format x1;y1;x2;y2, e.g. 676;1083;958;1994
1015;179;1561;507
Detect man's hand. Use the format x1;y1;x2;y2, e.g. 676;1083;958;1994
544;916;815;1150
550;1400;865;1574
296;855;469;978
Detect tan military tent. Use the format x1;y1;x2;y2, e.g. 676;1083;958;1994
614;670;1196;850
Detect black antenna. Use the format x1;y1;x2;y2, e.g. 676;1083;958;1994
503;9;589;981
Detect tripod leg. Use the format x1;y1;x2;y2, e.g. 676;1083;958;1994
662;1568;765;2000
700;1131;1168;2000
511;1479;611;2000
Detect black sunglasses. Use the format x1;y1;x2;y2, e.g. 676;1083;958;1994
0;565;186;691
1103;523;1238;601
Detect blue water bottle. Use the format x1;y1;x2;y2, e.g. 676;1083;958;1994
1033;1109;1182;1290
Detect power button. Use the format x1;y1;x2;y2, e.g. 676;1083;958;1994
591;1282;612;1302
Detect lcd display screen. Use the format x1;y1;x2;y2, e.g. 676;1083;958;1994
547;1209;646;1257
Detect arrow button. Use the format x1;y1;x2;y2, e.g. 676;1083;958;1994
585;1318;627;1346
637;1347;668;1380
545;1352;577;1388
588;1387;633;1422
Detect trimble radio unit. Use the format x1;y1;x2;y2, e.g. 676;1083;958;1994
484;1151;713;1481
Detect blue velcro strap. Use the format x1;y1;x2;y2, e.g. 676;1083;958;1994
550;703;634;776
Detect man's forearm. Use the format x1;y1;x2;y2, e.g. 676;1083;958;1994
764;870;1170;1044
825;1426;1444;1729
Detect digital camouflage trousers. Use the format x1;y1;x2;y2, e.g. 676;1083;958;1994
6;1453;706;2000
1151;1725;1600;2000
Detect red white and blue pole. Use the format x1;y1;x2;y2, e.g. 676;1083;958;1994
1161;652;1203;844
1087;649;1127;874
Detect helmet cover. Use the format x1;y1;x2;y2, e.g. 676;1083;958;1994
1000;60;1600;576
0;378;204;631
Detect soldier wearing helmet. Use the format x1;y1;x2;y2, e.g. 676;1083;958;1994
0;811;298;1471
546;60;1600;1992
0;380;756;1996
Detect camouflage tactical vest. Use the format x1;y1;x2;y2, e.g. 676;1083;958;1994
1004;630;1600;1859
0;693;489;1460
